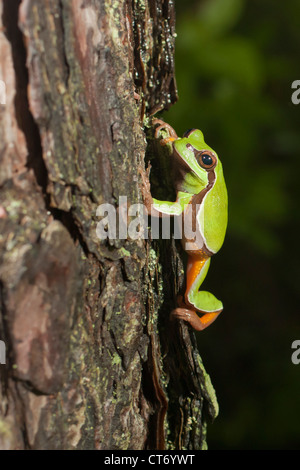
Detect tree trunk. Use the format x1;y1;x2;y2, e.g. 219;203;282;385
0;0;218;450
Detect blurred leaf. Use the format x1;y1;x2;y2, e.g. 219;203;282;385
199;0;245;36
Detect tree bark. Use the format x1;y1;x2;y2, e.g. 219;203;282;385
0;0;217;450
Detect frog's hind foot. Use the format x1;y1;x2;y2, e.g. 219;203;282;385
170;307;221;331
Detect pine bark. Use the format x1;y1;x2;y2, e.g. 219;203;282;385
0;0;217;450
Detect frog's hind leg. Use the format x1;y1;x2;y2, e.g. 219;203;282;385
171;254;223;331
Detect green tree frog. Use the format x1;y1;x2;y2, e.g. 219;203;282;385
143;119;228;331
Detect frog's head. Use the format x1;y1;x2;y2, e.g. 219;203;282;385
172;128;223;193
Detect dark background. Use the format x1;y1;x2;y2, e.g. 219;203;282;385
164;0;300;449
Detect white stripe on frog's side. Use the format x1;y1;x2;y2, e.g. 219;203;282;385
197;168;218;255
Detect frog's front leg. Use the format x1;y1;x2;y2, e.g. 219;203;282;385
171;253;223;331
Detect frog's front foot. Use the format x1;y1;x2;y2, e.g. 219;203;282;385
170;307;221;331
153;119;178;145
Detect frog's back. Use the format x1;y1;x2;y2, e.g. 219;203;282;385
199;161;228;254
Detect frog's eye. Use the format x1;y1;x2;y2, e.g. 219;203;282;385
197;151;217;170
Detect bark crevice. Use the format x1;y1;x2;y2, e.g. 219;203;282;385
2;0;47;192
